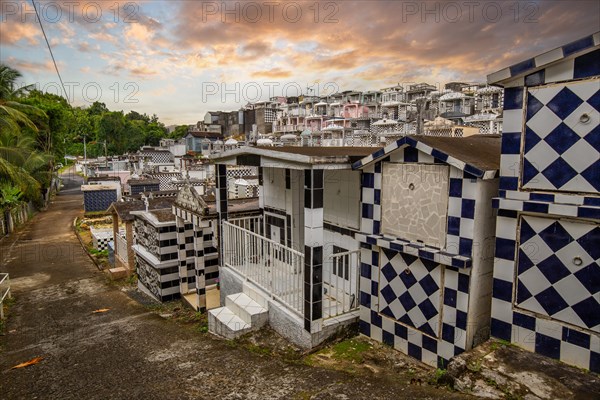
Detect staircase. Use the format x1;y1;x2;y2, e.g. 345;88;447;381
208;283;269;339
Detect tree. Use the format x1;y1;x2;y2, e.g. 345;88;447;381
0;64;51;205
169;125;189;140
0;64;46;136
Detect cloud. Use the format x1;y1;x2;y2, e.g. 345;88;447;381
251;68;292;79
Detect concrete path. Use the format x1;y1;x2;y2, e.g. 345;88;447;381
0;170;469;399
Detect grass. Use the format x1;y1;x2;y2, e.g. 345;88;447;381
329;338;372;363
245;343;272;356
0;296;16;335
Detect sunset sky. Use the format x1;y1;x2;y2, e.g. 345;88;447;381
1;0;599;124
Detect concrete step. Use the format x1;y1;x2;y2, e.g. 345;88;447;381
208;306;251;339
225;293;268;327
108;267;128;280
242;281;269;309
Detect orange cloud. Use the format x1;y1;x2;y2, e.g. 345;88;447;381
251;68;293;79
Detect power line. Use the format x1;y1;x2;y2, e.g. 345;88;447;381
31;0;70;103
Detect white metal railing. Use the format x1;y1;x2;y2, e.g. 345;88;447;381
222;221;304;316
324;250;360;319
230;215;263;234
0;273;12;320
115;233;129;264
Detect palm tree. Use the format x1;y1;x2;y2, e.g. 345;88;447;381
0;64;46;134
0;64;51;204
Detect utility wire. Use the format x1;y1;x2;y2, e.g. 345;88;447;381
31;0;70;103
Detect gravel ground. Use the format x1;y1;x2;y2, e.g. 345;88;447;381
0;170;471;400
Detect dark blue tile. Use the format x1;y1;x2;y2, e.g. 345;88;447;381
583;196;600;207
581;161;600;192
371;310;382;328
371;280;378;296
574;49;600;79
382;330;395;347
372;251;379;266
395;322;408;339
492;198;500;209
442;323;456;343
491;318;512;341
360;291;371;307
523;202;549;213
448;216;461;236
449;178;463;197
444;287;457;307
463;164;483;178
574;262;600;295
459;237;473;256
535;286;569;315
572;297;600;330
499;176;519;191
510;58;535;77
359;320;371;336
422;335;437;353
362;203;374;219
373;220;381;234
498;209;518;218
529;193;554;202
525;70;545;86
578;206;600;219
431;149;448;163
562;327;590;349
590;351;600;374
461;199;475;219
458;273;470;293
380;284;397;304
408;342;422;361
504;87;524;110
493;278;513;302
456;310;468;330
362;173;375;188
501;132;522;154
496;238;516;261
513;311;536;331
404;146;419;162
374;161;382;173
399;292;417;311
563;35;594;57
522;158;540;186
360;262;371;279
535;333;561;360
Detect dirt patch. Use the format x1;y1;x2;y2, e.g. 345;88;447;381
447;339;600;400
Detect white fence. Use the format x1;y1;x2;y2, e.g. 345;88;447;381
115;233;129;265
324;250;360;319
0;273;12;320
222;220;304;316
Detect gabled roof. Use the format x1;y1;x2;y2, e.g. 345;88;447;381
108;197;176;221
353;135;501;179
488;32;600;85
174;183;208;214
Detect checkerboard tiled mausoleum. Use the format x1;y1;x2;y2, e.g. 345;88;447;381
353;135;501;367
488;32;600;373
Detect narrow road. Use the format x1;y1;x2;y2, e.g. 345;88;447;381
0;170;467;399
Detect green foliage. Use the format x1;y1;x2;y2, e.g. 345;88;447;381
1;63;173;204
329;339;371;363
89;248;108;257
0;184;22;207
